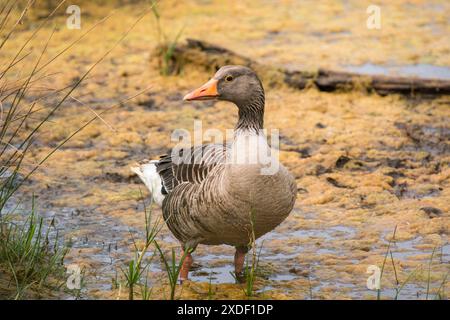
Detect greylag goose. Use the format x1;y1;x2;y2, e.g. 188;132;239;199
132;65;297;281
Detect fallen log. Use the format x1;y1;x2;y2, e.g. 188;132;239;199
172;38;450;96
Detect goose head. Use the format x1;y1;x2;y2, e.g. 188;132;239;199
183;65;265;131
183;65;264;107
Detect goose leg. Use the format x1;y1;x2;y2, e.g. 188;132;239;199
179;249;193;283
234;246;248;283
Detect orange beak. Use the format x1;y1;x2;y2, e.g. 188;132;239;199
183;78;219;101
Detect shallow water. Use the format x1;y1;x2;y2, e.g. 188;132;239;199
344;63;450;80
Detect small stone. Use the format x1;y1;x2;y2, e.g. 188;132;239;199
315;122;326;128
420;207;443;219
336;155;351;168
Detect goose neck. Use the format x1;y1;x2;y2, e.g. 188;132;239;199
234;90;265;134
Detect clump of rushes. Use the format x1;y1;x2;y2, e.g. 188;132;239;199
154;242;188;300
150;0;184;75
0;197;68;299
122;196;162;300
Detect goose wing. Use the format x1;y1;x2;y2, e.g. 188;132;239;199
155;143;229;194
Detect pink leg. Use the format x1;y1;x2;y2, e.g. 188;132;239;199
179;250;193;282
234;246;247;283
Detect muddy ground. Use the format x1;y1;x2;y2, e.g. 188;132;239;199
2;0;449;299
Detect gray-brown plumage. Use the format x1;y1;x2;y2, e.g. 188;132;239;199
132;66;297;281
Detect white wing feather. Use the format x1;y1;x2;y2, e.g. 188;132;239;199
130;161;165;207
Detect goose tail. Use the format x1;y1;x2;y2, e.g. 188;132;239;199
131;160;165;207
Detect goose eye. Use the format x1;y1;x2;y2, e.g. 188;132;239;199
225;75;233;82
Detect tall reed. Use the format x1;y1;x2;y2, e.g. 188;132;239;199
231;209;263;298
0;1;152;299
150;0;184;76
